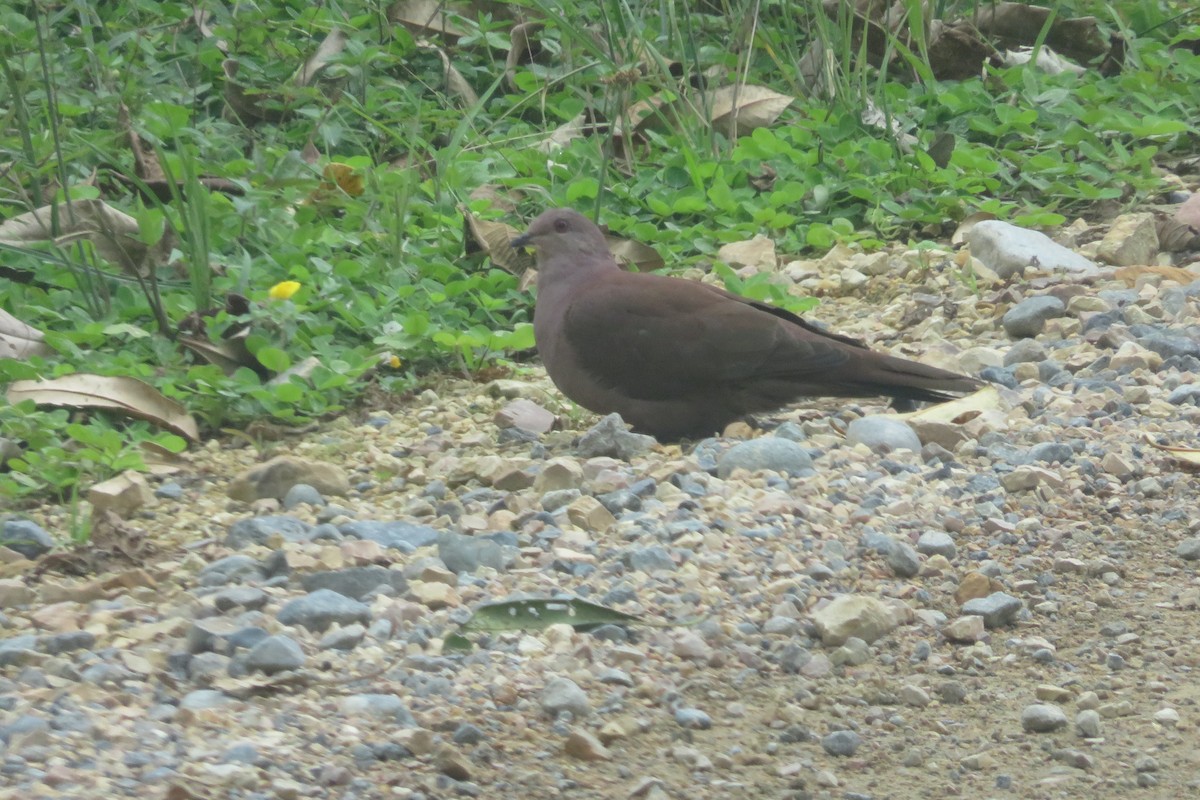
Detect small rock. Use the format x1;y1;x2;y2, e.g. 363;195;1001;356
494;398;556;434
227;456;349;502
1174;537;1200;561
1075;709;1102;738
717;436;813;478
339;520;438;552
541;676;590;718
821;730;861;757
339;693;416;726
282;483;325;509
225;515;312;549
916;531;957;559
318;624;365;651
276;589;370;633
88;471;153;517
1021;703;1068;733
1002;296;1066;338
719;234;776;269
438;531;509;574
574;414;655;460
846;416;921;454
1097;212;1159;266
943;615;985;643
674;706;712;729
1;520;54;559
812;594;897;646
967;220;1098;279
954;571;995;604
301;566;406;600
962;592;1023;628
564;728;611;761
244;634;305;675
884;538;921;578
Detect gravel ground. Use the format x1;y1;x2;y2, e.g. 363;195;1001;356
3;236;1200;800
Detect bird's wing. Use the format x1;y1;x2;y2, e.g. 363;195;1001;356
562;273;854;401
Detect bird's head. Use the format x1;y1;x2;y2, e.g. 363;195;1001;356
511;208;615;279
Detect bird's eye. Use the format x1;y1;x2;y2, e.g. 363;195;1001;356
553;219;569;232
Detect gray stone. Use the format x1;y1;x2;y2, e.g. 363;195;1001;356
1138;331;1200;360
1002;296;1066;338
300;566;406;600
717;436;813;478
1021;703;1068;732
1027;442;1074;464
673;707;712;729
319;624;366;651
339;520;439;552
180;690;235;710
884;538;921;577
277;589;370;633
963;592;1023;628
187;652;231;684
243;634;305;675
846;416;921;454
198;555;264;584
1;520;54;559
626;546;675;573
1167;384;1200;405
438;531;508;574
821;730;862;757
574;413;655;460
154;482;184;500
541;676;591;718
225;515;312;549
1003;340;1047;366
212;587;269;613
916;531;957;559
41;631;95;655
282;483;325;509
967;220;1098;279
1176;537;1200;561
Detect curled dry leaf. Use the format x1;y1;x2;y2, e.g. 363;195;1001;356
1144;434;1200;469
388;0;468;40
291;29;347;87
607;235;665;272
1113;265;1198;287
418;41;479;106
461;206;536;275
1003;46;1086;75
897;384;1007;425
179;334;258;377
0;308;50;360
706;85;794;137
536;113;588;153
504;21;545;91
952;211;999;246
6;374;200;442
0;199;167;276
1157;217;1198;253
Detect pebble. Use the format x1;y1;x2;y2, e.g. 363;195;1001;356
916;531;956;559
716;436;813;477
276;589;371;633
1;520;54;559
962;592;1023;628
1002;295;1066;338
821;730;862;756
541;677;590;718
1075;709;1102;738
812;595;897;645
1021;704;1068;733
243;633;305;674
845;416;921;454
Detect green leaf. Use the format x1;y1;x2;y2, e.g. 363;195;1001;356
458;596;643;634
255;347;290;372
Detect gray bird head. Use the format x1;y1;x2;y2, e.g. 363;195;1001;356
511;208;615;279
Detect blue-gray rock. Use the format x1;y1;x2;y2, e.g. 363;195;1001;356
300;566;406;600
41;631;95;655
884;538;921;577
541;488;581;512
772;421;807;442
1;520;54;559
1002;296;1066;339
574;413;655;460
225;515;312;549
596;668;634;687
319;624;366;651
212;587;269;613
1003;340;1047;366
180;689;235;710
1137;331;1200;360
979;365;1019;388
846;417;920;454
0;713;49;744
597;489;641;514
0;634;40;667
717;436;814;478
1027;442;1074;464
227;626;270;650
1175;537;1200;561
340;693;416;726
282;483;325;509
276;589;370;633
673;707;712;729
1021;703;1068;732
244;634;305;675
187;617;245;654
916;531;957;559
438;531;508;574
154;482;184;500
339;520;439;552
821;729;862;757
198;555;264;585
626;546;675;573
541;676;591;718
1167;384;1200;405
452;723;486;745
962;592;1023;628
967;220;1098;279
221;743;259;764
187;652;231;683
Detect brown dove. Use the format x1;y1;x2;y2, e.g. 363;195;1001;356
512;208;981;440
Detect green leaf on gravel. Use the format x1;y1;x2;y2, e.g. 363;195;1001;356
459;596;643;634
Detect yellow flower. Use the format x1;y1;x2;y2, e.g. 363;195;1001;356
269;281;301;301
388;355;402;369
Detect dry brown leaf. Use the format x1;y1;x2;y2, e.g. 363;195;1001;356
615;91;684;138
7;374;200;442
0;308;50;360
952;211;999;246
1159;216;1199;253
1144;434;1200;468
897;385;1006;424
222;59;290;124
1113;265;1198;286
292;29;347;87
388;0;468;39
0;199;166;276
117;102;166;183
418;41;479;106
505;21;545;91
179;333;258;376
462;207;536;274
468;184;522;213
607;235;664;272
536;113;588;153
306;163;365;204
706;85;794;137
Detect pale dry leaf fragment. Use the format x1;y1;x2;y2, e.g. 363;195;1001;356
861;99;918;154
388;0;468;39
1002;46;1086;75
418;41;479;106
6;374;200;442
0;308;50;360
505;21;545;91
536;113;587;153
462;206;536;274
1113;265;1198;286
292;28;348;86
952;212;999;246
0;199;162;276
179;333;257;376
606;235;664;272
1158;217;1198;253
897;384;1007;425
707;84;794;137
117;102;166;183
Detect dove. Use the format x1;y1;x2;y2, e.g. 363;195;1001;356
512;208;980;440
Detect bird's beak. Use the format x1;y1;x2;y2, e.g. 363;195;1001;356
511;232;532;248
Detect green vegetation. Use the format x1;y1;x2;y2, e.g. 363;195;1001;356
1;0;1197;500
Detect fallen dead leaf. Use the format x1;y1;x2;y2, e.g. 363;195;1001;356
0;308;50;360
7;374;200;442
462;207;536;275
1114;265;1197;286
706;84;794;137
1144;434;1200;469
